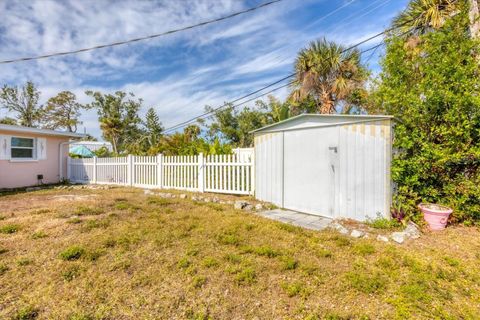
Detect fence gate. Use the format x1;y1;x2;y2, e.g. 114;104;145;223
68;152;254;196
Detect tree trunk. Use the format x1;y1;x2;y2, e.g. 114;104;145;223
319;90;335;114
469;0;480;39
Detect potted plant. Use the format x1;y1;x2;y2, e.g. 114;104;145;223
418;203;453;231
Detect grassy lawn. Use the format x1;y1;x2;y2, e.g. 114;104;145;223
0;187;479;319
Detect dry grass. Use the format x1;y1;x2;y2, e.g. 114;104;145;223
0;187;480;319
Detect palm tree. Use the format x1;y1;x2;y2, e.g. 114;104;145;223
393;0;479;38
290;39;367;114
393;0;457;35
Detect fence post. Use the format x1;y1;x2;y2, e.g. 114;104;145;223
157;154;163;189
92;156;97;184
66;156;71;182
127;154;133;186
250;152;255;196
198;152;205;193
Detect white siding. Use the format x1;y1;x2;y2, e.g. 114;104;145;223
254;132;283;207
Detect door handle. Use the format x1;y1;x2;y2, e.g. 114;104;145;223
329;146;338;153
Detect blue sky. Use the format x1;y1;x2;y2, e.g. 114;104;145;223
0;0;409;139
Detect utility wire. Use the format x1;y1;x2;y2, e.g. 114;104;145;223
0;0;283;65
163;21;418;134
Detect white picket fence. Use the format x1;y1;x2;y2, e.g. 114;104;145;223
68;152;254;195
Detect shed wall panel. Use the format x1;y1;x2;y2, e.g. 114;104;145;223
254;132;283;207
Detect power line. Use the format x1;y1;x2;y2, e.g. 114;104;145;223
0;0;283;65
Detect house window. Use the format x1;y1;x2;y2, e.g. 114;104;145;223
11;137;35;159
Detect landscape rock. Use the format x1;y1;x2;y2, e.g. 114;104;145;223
179;194;187;199
204;197;211;203
376;235;389;242
330;222;349;235
144;189;154;195
212;197;220;203
404;221;421;239
391;232;406;244
350;230;365;238
234;201;249;210
243;204;254;211
255;203;264;211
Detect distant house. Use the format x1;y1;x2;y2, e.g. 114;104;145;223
0;124;85;189
69;141;113;153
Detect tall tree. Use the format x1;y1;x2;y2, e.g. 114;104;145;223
290;39;368;114
86;91;143;154
144;107;163;147
43;91;87;132
372;11;480;223
205;104;269;148
0;81;43;127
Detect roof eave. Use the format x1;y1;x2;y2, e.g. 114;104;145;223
0;124;87;138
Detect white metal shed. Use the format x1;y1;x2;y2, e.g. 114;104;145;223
252;114;393;221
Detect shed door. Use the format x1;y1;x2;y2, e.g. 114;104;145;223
283;127;339;217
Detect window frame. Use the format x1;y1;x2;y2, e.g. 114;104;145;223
10;136;36;160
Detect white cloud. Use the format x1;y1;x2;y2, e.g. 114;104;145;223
0;0;407;139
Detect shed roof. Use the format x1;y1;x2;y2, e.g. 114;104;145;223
0;124;86;138
251;114;393;134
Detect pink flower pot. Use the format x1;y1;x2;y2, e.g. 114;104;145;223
418;203;453;231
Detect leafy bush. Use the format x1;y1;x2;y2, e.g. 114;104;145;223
373;11;480;223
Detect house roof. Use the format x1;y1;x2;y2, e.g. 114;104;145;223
71;141;112;146
251;114;394;134
0;124;86;138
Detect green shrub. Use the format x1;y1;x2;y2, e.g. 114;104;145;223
373;11;480;223
0;223;20;234
59;246;85;261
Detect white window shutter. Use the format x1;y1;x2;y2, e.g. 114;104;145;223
0;135;10;160
37;137;47;160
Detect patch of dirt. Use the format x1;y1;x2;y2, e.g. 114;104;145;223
50;195;98;201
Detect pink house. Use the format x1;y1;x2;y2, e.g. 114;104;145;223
0;124;85;189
